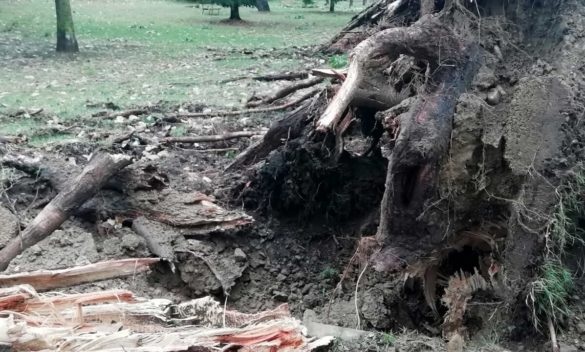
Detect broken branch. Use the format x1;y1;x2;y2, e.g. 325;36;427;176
0;152;132;271
165;87;320;119
0;258;159;291
246;76;323;108
162;131;262;144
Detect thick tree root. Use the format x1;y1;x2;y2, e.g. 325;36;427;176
316;15;463;133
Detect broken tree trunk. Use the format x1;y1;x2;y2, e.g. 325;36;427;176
0;152;132;271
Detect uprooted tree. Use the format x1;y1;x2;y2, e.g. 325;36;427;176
232;0;583;347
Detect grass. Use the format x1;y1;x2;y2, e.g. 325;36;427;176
0;0;361;139
529;259;574;328
529;168;585;329
319;267;339;281
328;53;348;68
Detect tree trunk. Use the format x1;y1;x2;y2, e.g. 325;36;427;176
349;0;353;8
256;0;270;12
230;3;241;20
54;0;79;53
329;0;335;12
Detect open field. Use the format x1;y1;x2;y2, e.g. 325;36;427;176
0;0;359;138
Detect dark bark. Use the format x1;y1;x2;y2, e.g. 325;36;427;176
230;3;241;20
329;0;335;12
0;152;132;271
255;0;270;12
55;0;79;53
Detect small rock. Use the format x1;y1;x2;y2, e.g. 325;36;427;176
234;248;247;262
486;88;501;105
273;291;288;302
114;116;126;124
576;322;585;334
559;343;579;352
277;273;287;282
128;114;140;122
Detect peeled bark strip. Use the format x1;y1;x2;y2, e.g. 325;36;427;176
55;0;79;52
246;76;324;108
0;258;159;291
0;152;132;271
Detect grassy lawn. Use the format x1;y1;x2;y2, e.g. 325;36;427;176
0;0;360;136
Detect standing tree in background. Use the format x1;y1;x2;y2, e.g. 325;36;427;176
255;0;270;12
189;0;258;21
55;0;79;52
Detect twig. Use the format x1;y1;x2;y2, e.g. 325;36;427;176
354;262;368;330
548;316;560;352
162;131;262;144
102;108;149;120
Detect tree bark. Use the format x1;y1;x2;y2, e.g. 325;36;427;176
255;0;270;12
0;152;132;271
230;3;241;20
329;0;335;12
55;0;79;53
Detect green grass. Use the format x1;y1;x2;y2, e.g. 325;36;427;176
529;259;574;328
529;168;585;329
0;0;361;139
319;267;339;281
328;53;348;68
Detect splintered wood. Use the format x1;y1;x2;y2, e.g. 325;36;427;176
0;262;332;351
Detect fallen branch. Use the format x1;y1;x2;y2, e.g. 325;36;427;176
162;131;262;144
165;87;320;119
0;258;159;291
104;108;148;119
0;152;132;271
221;70;309;83
246;76;324;108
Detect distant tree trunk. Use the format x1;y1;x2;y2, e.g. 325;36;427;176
55;0;79;53
349;0;353;7
329;0;335;12
230;3;241;20
256;0;270;12
362;0;366;5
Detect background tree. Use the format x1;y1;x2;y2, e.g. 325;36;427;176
55;0;79;52
189;0;259;20
255;0;270;12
